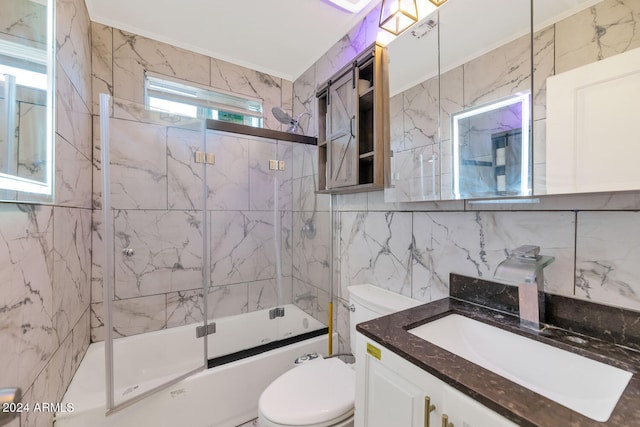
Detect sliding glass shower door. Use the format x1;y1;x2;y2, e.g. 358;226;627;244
99;94;211;412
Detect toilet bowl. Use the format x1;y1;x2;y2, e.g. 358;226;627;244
257;284;421;427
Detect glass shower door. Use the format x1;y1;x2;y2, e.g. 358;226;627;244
99;94;211;412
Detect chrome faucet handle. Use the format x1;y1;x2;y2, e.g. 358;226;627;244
511;245;540;259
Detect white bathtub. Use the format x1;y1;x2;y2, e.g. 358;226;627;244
55;304;330;427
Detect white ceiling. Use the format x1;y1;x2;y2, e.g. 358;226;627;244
84;0;382;81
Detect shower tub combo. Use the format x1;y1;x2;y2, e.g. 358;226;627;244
55;305;329;427
66;95;331;426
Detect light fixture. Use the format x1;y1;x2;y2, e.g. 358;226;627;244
427;0;448;6
379;0;418;35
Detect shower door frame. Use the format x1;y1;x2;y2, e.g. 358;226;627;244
100;93;211;414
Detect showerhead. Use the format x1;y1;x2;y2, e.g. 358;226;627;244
271;107;310;134
272;107;294;125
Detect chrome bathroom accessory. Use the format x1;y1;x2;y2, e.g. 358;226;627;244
0;387;22;426
271;107;310;134
122;247;134;257
494;245;555;330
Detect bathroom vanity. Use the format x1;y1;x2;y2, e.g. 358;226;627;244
355;275;640;427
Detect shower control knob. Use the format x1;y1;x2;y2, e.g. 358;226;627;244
122;248;134;257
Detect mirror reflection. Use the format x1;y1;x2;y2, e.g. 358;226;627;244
0;0;54;199
452;94;531;199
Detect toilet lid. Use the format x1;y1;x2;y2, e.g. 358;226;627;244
259;358;355;425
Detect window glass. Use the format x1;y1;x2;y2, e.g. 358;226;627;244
145;73;263;127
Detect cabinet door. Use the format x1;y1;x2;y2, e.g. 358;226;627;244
327;70;358;188
356;334;442;427
441;384;518;427
364;356;427;427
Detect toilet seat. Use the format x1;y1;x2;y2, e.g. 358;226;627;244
258;358;355;427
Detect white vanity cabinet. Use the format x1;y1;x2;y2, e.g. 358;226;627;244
355;333;518;427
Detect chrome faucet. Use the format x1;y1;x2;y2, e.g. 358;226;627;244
494;245;555;330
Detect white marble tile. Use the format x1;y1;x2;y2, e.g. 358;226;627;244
14;207;55;392
314;11;374;86
46;332;74;403
206;284;248;319
335;296;352;355
55;134;92;209
439;66;464;141
71;308;90;374
113;29;210;104
90;295;167;341
97;118;168;210
404;78;438;150
210;58;283;130
532;26;555;120
166;289;203;328
275;141;294;212
293;211;330;290
56;0;92;108
292;142;318;180
555;0;640;74
463;34;531;107
167;127;206;210
576;211;640;311
248;138;293;211
335;192;368;212
293;175;330;213
248;277;293;312
114;210;204;299
0;0;47;43
91;209;104;303
339;211;413;297
248;138;276;211
210;210;277;286
53;207;91;344
293;279;318;317
91;22;113;113
292;66;316;137
205;131;250;211
411;211;575;302
56;62;92;160
20;367;53;427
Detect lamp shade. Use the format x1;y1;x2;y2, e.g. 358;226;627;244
428;0;448;5
379;0;418;35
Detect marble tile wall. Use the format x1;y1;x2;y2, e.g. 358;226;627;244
90;122;302;341
292;0;640;355
0;0;93;426
88;22;327;340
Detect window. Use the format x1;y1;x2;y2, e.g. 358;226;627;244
144;73;263;127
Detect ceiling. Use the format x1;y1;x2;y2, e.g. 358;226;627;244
84;0;382;81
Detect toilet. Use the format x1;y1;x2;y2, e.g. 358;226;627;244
257;284;422;427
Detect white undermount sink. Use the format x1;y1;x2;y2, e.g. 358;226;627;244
408;314;632;422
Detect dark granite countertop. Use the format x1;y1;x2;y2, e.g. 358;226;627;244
356;296;640;427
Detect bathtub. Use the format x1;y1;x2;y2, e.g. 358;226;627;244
55;304;330;427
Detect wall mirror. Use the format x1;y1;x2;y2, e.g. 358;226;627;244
384;0;614;203
452;93;531;199
0;0;54;201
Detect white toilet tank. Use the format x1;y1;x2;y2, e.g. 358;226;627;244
347;284;421;357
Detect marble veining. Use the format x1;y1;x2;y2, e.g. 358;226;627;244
339;211;413;299
555;0;640;74
575;211;640;311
